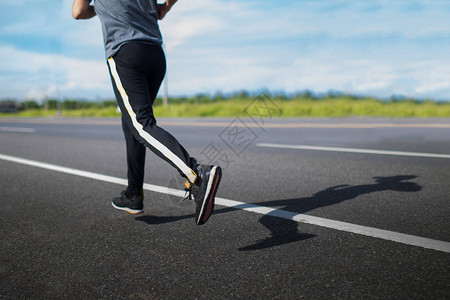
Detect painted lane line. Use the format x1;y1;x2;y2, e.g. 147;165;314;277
0;153;449;253
257;143;450;159
0;153;169;196
217;198;450;253
0;127;35;133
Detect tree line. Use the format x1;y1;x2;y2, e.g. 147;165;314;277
0;90;438;113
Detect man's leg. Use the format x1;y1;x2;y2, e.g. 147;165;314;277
108;43;198;183
122;119;146;195
111;119;146;214
108;43;221;224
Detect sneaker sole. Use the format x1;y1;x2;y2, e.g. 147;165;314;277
111;202;144;214
197;166;222;225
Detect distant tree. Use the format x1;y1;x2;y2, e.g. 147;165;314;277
327;90;344;99
194;93;210;103
233;90;250;99
62;100;79;110
22;100;40;110
101;100;117;107
294;90;314;100
273;91;288;101
45;99;58;110
213;91;224;101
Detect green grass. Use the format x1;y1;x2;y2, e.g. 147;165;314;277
0;107;121;118
153;97;450;118
1;97;450;118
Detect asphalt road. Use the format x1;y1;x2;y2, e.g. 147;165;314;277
1;117;449;299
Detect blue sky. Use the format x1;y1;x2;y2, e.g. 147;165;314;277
1;0;450;101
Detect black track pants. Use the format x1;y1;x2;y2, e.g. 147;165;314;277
107;43;198;194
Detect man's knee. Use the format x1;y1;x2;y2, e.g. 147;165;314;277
135;104;156;127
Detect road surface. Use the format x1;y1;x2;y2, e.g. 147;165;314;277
1;117;449;299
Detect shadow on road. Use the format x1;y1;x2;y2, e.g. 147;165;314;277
135;214;194;225
135;175;422;252
238;175;422;251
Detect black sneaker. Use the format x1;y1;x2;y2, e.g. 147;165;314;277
112;190;144;214
185;165;222;225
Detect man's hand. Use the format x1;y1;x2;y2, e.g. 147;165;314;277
157;3;170;20
157;0;177;20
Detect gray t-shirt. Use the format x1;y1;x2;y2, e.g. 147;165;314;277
94;0;163;59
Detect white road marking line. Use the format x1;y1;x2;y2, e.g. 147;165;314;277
0;127;35;133
257;143;450;159
217;199;450;253
0;153;449;253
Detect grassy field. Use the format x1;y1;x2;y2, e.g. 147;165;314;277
152;97;450;118
1;96;450;118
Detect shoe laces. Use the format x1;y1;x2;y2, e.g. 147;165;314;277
183;181;194;201
183;180;201;202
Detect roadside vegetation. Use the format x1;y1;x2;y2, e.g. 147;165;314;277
1;91;449;118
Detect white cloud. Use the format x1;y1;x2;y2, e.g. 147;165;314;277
157;0;450;100
0;45;111;100
159;0;254;50
59;0;104;49
1;0;450;100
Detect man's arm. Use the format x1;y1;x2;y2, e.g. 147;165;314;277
72;0;96;20
158;0;177;20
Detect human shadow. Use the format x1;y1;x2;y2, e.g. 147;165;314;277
135;214;194;225
238;175;422;251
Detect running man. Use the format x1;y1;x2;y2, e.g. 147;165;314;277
72;0;222;225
